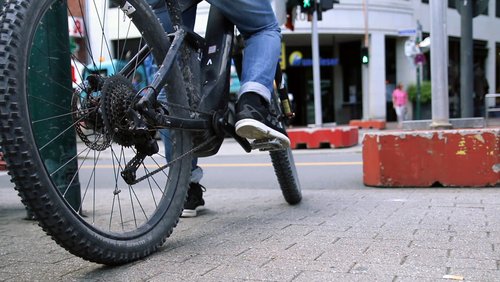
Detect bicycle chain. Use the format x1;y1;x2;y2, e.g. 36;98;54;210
129;134;217;185
125;96;220;184
157;99;213;117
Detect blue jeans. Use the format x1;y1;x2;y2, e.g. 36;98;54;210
146;0;281;102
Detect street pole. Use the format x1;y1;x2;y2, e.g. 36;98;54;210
415;21;422;120
460;0;474;117
31;2;81;211
361;0;369;120
430;0;451;128
312;0;322;126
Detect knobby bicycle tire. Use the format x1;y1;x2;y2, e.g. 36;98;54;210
268;96;302;204
270;148;302;205
0;0;193;265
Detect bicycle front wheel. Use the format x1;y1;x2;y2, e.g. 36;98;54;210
0;0;193;265
269;96;302;205
270;148;302;205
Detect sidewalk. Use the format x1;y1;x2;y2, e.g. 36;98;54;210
0;119;499;281
1;178;499;281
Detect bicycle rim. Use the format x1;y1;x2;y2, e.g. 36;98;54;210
0;0;192;264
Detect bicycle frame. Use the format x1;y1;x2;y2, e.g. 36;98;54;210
126;0;293;156
127;0;244;156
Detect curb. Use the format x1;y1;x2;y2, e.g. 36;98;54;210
349;119;386;129
362;128;500;187
287;126;358;149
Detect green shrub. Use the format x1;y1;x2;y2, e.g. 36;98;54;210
407;81;431;103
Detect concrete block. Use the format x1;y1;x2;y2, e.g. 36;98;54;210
288;126;358;149
0;152;5;171
363;128;500;187
349;119;386;129
402;118;485;130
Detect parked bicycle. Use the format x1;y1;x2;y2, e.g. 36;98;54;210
0;0;301;265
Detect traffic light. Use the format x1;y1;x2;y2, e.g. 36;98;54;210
300;0;314;14
318;0;340;21
361;47;369;65
320;0;339;11
293;0;340;18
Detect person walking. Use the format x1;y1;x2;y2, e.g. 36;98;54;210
392;83;408;128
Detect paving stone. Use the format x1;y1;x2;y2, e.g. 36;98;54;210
1;172;499;281
294;270;394;282
349;262;447;280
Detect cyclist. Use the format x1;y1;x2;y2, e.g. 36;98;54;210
147;0;290;217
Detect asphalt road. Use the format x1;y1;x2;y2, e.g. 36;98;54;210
198;147;363;191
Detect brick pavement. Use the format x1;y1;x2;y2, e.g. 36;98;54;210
0;119;499;281
1;170;499;281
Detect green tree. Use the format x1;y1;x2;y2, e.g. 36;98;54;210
407;81;432;104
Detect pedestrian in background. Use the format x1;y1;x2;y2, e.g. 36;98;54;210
392;83;408;128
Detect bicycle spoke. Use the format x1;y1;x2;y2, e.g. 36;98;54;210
77;148;102;217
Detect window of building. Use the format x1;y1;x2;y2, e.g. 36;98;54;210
497;0;500;17
421;0;457;8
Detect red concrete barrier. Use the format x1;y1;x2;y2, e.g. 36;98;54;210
363;128;500;187
349;119;386;129
288;126;358;149
0;152;6;171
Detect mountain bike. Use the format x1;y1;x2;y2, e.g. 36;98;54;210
0;0;301;265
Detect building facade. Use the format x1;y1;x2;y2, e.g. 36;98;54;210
81;0;500;125
276;0;500;125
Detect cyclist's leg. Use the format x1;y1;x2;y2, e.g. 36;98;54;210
206;0;288;145
206;0;281;103
159;128;204;218
146;0;197;32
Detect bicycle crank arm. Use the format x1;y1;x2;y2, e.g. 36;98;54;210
216;116;252;153
132;101;211;132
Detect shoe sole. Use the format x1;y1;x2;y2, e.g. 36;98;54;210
181;206;204;218
235;119;290;147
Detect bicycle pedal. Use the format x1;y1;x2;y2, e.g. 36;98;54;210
250;138;286;151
